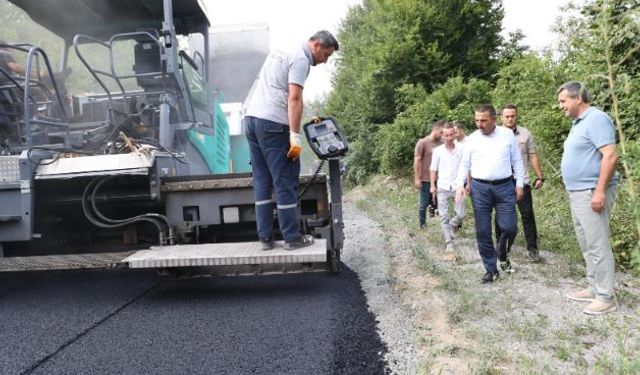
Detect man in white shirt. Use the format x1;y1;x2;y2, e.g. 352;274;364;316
430;123;465;252
455;104;525;283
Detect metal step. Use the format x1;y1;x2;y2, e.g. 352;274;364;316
0;251;135;272
123;239;327;269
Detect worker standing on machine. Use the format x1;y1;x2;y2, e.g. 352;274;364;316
244;30;339;251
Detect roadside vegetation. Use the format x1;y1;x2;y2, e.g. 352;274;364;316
352;175;639;374
326;0;640;274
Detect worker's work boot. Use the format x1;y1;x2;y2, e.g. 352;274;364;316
284;234;314;250
260;237;275;251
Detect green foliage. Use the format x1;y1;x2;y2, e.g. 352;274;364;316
377;116;421;176
327;0;507;190
343;131;380;186
492;54;569;170
610;184;639;270
497;30;530;66
532;184;582;263
377;77;491;175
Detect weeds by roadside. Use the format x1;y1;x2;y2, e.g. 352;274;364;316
352;175;640;374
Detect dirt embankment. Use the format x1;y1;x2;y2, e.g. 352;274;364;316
342;178;640;374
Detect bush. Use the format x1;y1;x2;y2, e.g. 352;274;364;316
343;132;380;187
611;183;639;271
375;77;492;176
532;183;581;262
377;117;422;176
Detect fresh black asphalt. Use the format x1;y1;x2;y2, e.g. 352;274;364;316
0;265;388;374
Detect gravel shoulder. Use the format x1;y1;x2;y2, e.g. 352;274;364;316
342;177;640;374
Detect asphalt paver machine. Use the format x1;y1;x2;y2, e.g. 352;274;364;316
0;0;347;275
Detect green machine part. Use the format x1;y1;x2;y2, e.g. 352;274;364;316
230;135;251;173
187;101;231;174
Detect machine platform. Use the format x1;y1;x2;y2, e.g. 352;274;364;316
123;239;327;268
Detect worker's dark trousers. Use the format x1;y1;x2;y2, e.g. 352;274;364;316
245;116;301;242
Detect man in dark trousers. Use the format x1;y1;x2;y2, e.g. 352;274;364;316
455;104;525;283
244;31;338;251
496;104;545;264
413;121;443;228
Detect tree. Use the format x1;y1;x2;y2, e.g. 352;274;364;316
497;29;530;65
326;0;504;140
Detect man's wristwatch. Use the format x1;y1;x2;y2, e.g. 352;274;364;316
534;178;545;184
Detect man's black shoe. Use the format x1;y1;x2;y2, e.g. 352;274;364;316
428;206;436;218
500;259;514;273
284;234;314;250
527;248;542;263
452;222;462;233
481;271;499;284
260;237;275;251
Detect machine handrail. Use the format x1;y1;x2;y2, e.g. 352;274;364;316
0;43;44;106
23;46;70;148
72;31;169;124
192;50;205;72
72;34;118;101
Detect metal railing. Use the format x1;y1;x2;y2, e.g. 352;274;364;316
0;43;70;148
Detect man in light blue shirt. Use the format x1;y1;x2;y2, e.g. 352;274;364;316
244;31;338;251
455;104;525;283
558;81;619;315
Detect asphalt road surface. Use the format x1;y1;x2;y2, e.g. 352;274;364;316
0;266;388;375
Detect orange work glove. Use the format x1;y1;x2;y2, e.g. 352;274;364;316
287;131;303;160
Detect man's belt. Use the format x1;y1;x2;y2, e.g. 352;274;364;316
472;176;513;185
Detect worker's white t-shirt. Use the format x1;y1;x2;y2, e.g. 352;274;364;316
246;43;313;125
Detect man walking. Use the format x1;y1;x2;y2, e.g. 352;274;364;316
430;123;465;252
414;121;443;228
558;81;619;315
244;30;339;251
497;104;545;263
455;105;525;283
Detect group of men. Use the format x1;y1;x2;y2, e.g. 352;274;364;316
413;83;619;315
415;106;543;263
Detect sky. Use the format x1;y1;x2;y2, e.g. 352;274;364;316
204;0;576;101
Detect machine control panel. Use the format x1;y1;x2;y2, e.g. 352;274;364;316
303;117;348;160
